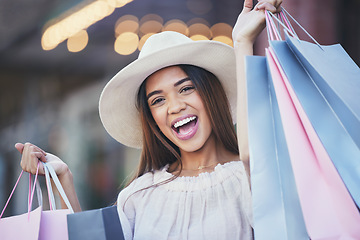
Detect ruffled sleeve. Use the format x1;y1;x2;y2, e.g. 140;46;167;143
117;183;135;240
117;172;156;240
237;162;253;227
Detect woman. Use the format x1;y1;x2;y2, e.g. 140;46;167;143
15;0;282;239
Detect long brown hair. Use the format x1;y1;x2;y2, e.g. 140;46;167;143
127;64;238;186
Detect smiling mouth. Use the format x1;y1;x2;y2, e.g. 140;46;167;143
172;116;197;135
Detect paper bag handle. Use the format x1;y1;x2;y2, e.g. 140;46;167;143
43;161;57;210
0;162;41;219
43;162;74;213
265;8;323;50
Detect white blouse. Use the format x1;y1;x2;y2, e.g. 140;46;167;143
117;161;253;240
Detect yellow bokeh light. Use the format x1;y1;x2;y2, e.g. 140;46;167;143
138;33;155;51
115;15;138;33
114;32;139;55
115;15;139;37
41;0;117;51
67;30;89;52
163;19;189;36
104;0;133;8
190;34;209;41
188;23;212;39
187;18;209;27
115;14;138;26
140;14;164;25
140;20;163;35
211;23;233;38
139;14;163;36
212;35;233;46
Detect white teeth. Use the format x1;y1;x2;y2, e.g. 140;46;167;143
174;116;196;128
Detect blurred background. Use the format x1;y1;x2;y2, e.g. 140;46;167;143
0;0;359;216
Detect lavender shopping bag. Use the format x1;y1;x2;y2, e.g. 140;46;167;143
246;55;308;240
39;162;73;240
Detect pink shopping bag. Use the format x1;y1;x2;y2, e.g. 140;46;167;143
0;164;42;240
0;161;73;240
0;206;42;240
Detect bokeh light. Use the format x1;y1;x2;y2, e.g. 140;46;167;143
188;23;212;39
139;14;163;36
41;0;134;51
114;32;139;55
212;36;233;46
190;34;209;41
211;23;233;38
211;23;233;46
104;0;133;8
163;19;189;36
67;30;89;52
187;18;210;27
115;15;139;37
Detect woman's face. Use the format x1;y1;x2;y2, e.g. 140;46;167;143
145;66;213;153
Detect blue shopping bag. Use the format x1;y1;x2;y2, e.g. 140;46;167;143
285;32;360;148
269;37;360;208
67;205;124;240
246;55;308;240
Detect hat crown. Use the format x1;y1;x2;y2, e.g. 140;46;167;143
139;31;192;59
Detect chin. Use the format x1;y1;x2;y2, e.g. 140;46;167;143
177;141;206;153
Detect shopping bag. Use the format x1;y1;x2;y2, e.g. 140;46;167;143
266;44;360;239
0;163;42;240
266;10;360;208
38;162;73;240
67;205;124;240
246;56;308;240
0;161;73;240
285;31;360;148
0;206;42;240
269;36;360;208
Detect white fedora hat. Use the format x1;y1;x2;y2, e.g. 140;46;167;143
99;31;236;149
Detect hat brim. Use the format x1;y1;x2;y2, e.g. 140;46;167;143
99;40;236;149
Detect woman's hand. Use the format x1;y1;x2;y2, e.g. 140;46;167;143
15;142;69;177
232;0;282;46
15;142;82;212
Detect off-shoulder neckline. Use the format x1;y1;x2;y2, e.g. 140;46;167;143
164;160;241;177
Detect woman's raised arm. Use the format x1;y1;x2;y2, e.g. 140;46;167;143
233;0;282;176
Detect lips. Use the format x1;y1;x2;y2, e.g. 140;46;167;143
171;115;199;140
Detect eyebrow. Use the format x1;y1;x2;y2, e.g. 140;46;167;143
146;77;191;100
174;77;191;87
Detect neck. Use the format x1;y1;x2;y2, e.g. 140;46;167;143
170;133;239;175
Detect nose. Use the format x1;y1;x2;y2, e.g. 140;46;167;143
167;96;186;114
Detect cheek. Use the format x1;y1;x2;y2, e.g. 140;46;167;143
150;109;166;129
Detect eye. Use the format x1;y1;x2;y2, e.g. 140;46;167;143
150;97;165;106
180;85;195;94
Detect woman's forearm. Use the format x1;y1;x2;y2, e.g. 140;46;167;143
58;168;82;212
234;40;253;177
